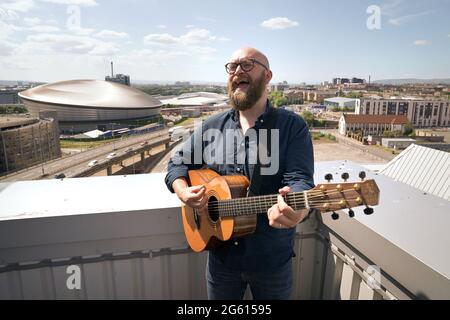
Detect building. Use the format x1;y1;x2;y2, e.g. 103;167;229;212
0;89;21;104
358;97;450;127
160;92;228;109
0;111;61;174
351;77;365;84
338;114;409;136
18;80;162;133
324;97;360;109
270;81;289;92
105;74;130;86
381;138;416;150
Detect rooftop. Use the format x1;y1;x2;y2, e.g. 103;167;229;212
342;114;409;125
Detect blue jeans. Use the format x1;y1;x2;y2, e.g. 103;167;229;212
206;254;293;300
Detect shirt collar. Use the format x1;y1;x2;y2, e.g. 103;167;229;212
229;100;273;125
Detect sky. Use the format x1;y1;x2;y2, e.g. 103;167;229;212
0;0;449;84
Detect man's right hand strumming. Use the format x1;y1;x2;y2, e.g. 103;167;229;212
172;178;208;209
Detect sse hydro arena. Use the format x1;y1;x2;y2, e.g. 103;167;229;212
18;80;163;133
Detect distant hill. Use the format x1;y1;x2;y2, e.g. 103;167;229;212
373;78;450;85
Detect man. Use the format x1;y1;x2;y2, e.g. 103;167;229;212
164;47;314;300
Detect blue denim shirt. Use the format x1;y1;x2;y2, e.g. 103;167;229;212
164;101;315;272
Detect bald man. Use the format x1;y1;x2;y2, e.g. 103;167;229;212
165;47;315;300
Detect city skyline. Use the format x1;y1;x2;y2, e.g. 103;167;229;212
0;0;450;83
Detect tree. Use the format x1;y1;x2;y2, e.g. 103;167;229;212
269;91;288;107
403;121;414;136
300;111;315;127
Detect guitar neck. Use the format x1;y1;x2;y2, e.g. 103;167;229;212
217;192;310;217
214;179;379;217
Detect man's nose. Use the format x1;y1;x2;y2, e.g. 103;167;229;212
234;64;245;75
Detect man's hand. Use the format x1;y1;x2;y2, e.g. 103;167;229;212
267;186;310;229
172;178;208;209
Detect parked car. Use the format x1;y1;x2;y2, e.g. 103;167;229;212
106;152;116;159
88;160;99;167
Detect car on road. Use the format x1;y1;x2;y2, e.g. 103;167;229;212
54;173;66;179
88;159;99;167
140;141;149;146
125;147;133;153
106;152;117;159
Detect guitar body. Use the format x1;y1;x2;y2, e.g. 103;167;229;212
181;169;256;252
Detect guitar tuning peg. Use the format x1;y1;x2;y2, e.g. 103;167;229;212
363;206;374;215
331;212;339;220
324;173;333;183
359;171;366;181
348;209;355;218
341;172;349;182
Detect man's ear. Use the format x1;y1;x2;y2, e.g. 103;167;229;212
265;70;273;84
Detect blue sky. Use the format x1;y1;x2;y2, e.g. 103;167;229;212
0;0;449;83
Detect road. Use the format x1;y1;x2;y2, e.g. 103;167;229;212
0;129;169;182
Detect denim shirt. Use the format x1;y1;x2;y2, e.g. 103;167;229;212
164;101;315;272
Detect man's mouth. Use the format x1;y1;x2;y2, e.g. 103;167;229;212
233;79;250;91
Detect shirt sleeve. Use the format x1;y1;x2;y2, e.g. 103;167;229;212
281;115;315;193
164;126;205;193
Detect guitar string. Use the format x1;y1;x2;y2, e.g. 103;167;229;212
205;188;365;210
216;198;363;217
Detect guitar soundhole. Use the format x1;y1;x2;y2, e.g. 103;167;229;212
208;196;220;223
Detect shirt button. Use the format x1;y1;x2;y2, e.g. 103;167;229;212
236;167;241;172
234;241;238;246
260;119;264;123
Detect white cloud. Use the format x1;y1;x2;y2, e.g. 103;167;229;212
261;17;298;30
143;28;217;46
23;17;42;26
95;29;129;39
26;33;119;55
388;11;431;26
0;21;16;39
0;0;35;12
413;39;430;46
144;33;179;45
0;41;15;56
39;0;98;6
180;28;216;44
89;42;120;55
185;25;195;29
156;24;166;29
28;25;60;32
68;27;95;36
218;37;231;42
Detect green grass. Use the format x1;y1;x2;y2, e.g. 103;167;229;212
60;138;121;149
311;132;337;142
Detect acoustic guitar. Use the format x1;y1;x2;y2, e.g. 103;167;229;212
181;169;380;252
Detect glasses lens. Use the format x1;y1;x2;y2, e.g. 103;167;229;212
240;60;254;72
226;63;237;74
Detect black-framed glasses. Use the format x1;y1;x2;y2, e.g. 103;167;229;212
225;58;269;74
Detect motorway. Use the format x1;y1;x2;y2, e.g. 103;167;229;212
0;129;170;182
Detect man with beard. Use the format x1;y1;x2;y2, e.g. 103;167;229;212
165;47;314;300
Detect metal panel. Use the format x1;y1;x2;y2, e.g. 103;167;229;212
381;144;450;201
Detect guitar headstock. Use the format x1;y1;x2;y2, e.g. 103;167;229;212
308;171;380;219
